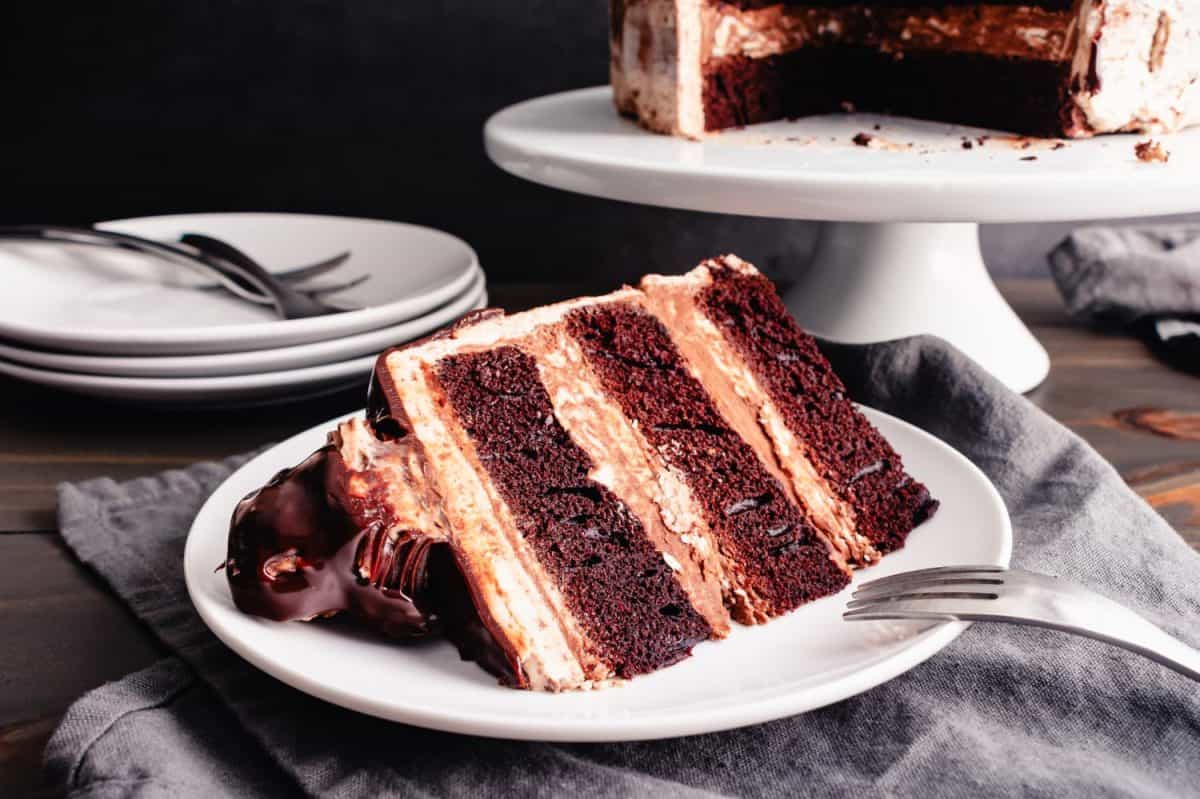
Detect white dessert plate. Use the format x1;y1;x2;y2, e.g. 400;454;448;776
0;290;488;407
0;270;485;378
185;407;1012;742
0;213;480;355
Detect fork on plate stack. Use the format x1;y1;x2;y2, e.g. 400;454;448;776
0;214;486;407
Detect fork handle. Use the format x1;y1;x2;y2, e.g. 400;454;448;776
923;607;1200;682
898;609;1200;682
984;594;1200;682
0;224;278;309
1065;598;1200;682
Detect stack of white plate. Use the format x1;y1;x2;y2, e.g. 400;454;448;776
0;213;487;407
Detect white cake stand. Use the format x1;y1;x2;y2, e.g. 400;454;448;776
484;86;1200;393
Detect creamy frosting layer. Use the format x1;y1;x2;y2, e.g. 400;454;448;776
641;263;876;568
337;417;449;543
535;324;732;636
612;0;706;137
1067;0;1200;135
706;3;1076;62
381;350;595;690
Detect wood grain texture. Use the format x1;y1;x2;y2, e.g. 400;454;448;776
1108;409;1200;442
995;281;1200;546
1;717;57;799
0;533;167;796
0;380;367;537
1;278;1197;792
0;535;164;724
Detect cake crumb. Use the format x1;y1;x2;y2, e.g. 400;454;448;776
851;132;911;151
991;135;1061;151
962;140;974;150
1135;139;1170;163
873;123;881;131
1020;155;1038;161
1052;142;1067;150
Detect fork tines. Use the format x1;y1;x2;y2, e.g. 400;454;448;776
844;565;1009;621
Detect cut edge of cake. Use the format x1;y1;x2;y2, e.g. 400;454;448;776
611;0;1200;139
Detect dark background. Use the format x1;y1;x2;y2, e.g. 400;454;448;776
5;1;1196;285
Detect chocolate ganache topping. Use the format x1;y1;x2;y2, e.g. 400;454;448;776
226;435;521;683
226;441;438;637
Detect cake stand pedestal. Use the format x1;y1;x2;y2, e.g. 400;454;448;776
484;87;1200;393
799;222;1045;392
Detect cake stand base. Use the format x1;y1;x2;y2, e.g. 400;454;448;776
785;222;1049;394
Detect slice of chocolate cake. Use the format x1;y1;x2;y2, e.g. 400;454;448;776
611;1;1200;138
226;256;938;691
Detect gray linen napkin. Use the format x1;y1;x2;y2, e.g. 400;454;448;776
46;336;1200;798
1048;224;1200;324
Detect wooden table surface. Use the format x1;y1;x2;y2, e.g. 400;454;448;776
2;279;1198;796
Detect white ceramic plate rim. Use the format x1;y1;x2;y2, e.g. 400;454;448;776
0;289;488;392
0;270;485;377
0;213;480;354
185;407;1012;742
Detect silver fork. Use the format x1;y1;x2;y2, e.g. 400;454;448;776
844;566;1200;681
178;233;356;319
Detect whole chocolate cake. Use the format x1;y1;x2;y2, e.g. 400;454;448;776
226;256;938;691
611;1;1200;138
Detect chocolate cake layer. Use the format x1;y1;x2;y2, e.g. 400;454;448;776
698;264;938;554
703;48;1073;135
568;303;850;622
706;3;1075;63
436;346;713;677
